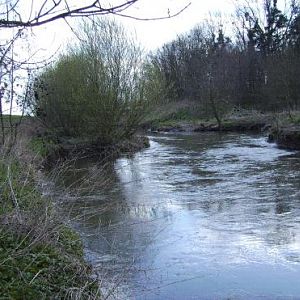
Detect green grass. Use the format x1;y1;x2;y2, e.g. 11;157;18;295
289;112;300;125
0;160;45;214
0;115;30;127
0;158;100;299
29;137;58;158
1;114;23;121
0;228;98;299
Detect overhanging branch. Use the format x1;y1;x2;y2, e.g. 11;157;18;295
0;0;191;28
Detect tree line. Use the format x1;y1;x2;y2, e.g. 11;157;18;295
145;0;300;124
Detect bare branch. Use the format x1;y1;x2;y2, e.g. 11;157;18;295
37;0;49;20
0;0;191;28
113;2;192;21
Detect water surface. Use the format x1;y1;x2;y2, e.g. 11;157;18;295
61;133;300;299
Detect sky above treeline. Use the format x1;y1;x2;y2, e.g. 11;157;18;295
31;0;235;55
26;0;291;58
116;0;235;49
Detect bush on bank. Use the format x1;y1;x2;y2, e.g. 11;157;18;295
31;19;145;148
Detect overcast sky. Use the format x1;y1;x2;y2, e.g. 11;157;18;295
115;0;235;50
31;0;235;56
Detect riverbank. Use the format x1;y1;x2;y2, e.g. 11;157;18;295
144;105;272;133
268;125;300;150
25;118;150;167
0;131;101;298
145;107;300;150
0;116;152;298
149;115;271;133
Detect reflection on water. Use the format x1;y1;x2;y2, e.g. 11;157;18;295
58;133;300;299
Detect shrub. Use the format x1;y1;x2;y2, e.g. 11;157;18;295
32;18;145;146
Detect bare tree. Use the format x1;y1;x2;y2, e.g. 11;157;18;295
0;26;53;149
0;0;191;28
0;29;26;146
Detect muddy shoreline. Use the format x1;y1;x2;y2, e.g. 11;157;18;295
149;118;300;151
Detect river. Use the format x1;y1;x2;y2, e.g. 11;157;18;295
58;132;300;299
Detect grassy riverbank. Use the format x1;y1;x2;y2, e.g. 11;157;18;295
145;103;299;133
143;103;300;150
145;103;267;132
0;141;100;298
0;114;151;299
268;111;300;150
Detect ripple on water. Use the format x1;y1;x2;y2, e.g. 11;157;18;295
62;133;300;299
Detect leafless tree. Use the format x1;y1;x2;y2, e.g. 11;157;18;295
0;0;191;28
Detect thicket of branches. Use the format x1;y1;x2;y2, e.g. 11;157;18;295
0;0;190;148
146;0;300;122
32;19;145;146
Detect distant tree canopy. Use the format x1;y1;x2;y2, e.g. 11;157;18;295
146;0;300;117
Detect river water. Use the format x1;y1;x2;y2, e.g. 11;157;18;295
60;133;300;299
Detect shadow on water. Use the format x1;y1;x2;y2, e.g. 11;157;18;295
53;132;300;299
